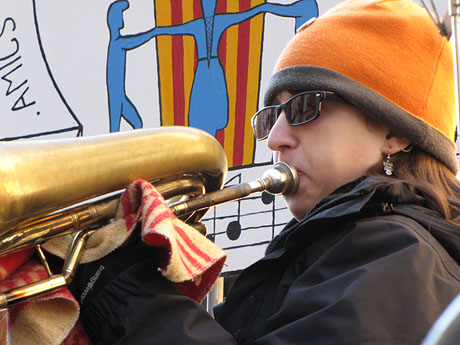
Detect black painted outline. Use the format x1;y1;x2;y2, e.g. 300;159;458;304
4;0;85;140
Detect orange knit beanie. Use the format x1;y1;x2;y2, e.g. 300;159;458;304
264;0;458;173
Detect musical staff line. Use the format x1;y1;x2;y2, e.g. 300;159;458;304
221;240;271;251
202;206;288;222
201;162;293;273
208;221;290;238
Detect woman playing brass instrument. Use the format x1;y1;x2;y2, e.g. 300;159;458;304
69;0;460;343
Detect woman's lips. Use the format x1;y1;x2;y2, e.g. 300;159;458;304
277;159;304;179
290;164;304;177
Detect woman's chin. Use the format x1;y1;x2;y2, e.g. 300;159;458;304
284;196;309;221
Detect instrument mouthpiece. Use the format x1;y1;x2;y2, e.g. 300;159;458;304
262;162;299;195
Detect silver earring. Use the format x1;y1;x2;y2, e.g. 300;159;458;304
401;144;413;153
383;150;393;176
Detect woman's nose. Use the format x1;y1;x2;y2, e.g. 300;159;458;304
267;112;295;151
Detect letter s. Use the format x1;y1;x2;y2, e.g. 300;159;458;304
0;17;16;37
0;18;18;61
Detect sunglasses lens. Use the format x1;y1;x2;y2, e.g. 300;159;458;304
253;107;278;139
286;93;319;125
252;92;322;140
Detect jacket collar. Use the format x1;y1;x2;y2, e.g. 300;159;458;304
266;176;460;262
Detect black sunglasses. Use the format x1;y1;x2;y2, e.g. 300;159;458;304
251;91;349;140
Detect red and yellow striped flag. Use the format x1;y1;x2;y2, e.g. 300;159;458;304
154;0;265;167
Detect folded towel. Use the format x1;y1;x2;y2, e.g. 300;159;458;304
0;179;226;345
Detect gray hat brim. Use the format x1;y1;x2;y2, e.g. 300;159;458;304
264;66;458;174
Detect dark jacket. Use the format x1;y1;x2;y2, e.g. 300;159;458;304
77;176;460;344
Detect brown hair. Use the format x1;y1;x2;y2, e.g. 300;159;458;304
371;146;460;224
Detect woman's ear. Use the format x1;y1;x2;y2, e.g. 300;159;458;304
384;131;411;154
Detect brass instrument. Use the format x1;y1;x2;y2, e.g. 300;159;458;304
0;127;298;308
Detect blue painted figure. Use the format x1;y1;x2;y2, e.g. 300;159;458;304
149;0;318;137
106;0;318;135
106;0;157;132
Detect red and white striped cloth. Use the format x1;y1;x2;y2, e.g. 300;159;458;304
0;179;227;345
120;179;227;301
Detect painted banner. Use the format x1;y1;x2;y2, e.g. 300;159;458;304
154;0;265;167
154;0;318;167
0;0;81;140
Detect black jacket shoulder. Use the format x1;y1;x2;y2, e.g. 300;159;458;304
216;177;460;345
